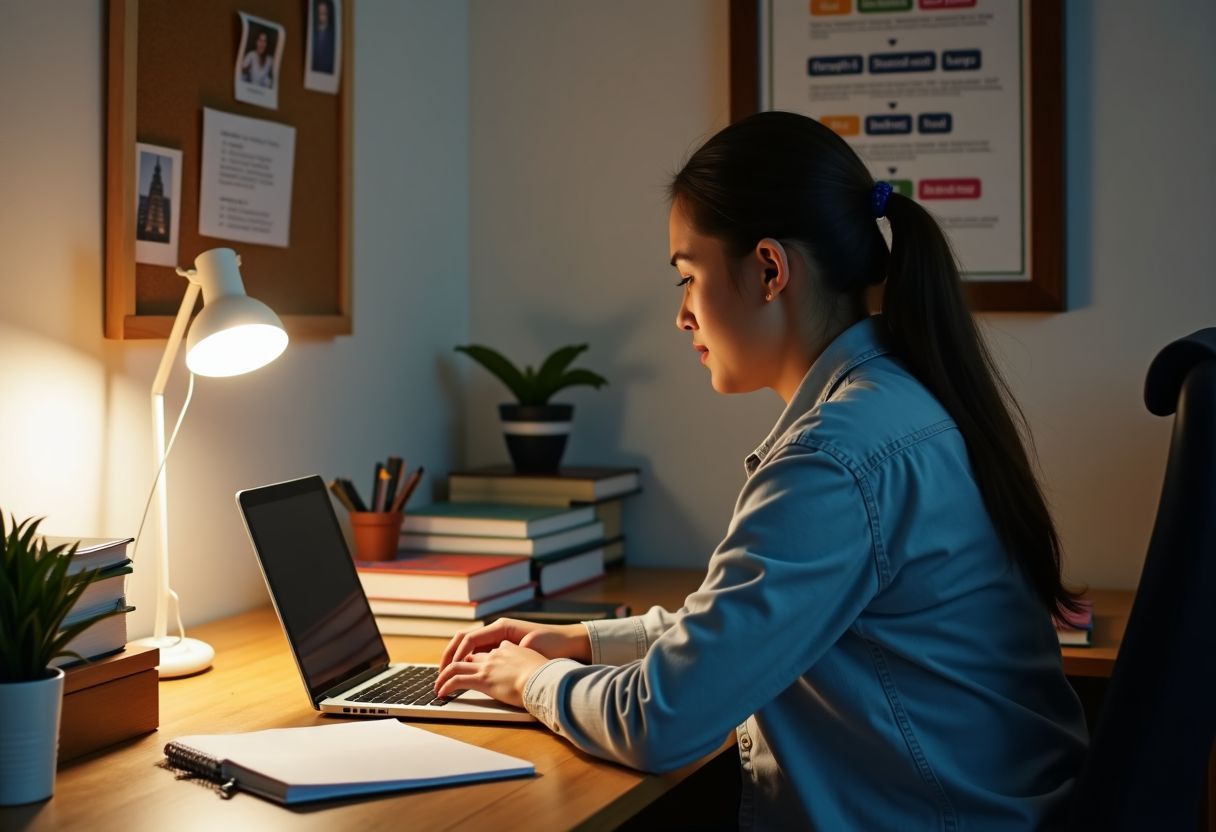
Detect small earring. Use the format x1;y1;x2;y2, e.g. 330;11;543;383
764;293;772;301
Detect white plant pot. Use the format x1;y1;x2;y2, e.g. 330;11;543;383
0;667;64;805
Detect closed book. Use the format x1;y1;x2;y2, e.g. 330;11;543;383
400;521;604;557
495;597;631;624
449;465;640;505
402;502;595;539
533;545;604;596
356;553;531;603
162;719;534;805
367;582;536;620
374;615;485;638
1053;597;1093;647
51;602;134;668
38;536;134;575
72;563;133;612
60;645;160;763
603;535;625;567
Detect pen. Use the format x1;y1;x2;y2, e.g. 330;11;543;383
338;478;368;512
390;466;425;513
328;479;356;513
372;464;390;512
383;456;404;512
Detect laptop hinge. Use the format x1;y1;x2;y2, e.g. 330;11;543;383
316;663;390;705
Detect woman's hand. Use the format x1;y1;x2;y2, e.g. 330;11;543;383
438;618;592;670
433;618;593;707
433;640;549;708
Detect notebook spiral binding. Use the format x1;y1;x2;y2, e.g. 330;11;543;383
160;743;239;799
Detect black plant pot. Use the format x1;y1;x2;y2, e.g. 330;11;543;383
499;404;572;473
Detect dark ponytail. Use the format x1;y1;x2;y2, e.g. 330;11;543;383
882;193;1077;614
671;111;1077;616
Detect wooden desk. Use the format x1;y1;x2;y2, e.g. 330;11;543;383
0;572;1140;831
2;568;705;832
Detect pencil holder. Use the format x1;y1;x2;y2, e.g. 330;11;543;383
349;511;405;562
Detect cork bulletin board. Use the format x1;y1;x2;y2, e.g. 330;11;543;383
105;0;353;339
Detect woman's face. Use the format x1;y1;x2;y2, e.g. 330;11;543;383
256;32;268;54
669;199;778;395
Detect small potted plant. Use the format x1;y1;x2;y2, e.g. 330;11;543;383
0;513;119;805
454;343;608;472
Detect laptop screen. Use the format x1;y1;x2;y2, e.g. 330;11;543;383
237;476;388;704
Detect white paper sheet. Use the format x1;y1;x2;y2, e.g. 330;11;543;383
198;108;296;249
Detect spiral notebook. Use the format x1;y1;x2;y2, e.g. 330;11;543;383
162;719;534;804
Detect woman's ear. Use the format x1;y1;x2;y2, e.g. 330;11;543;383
753;238;791;302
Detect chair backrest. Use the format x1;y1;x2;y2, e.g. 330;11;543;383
1067;328;1216;829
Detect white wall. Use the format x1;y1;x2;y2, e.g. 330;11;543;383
467;0;1216;589
0;1;470;635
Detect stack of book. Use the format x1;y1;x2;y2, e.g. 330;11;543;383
446;465;640;568
357;552;535;638
42;536;137;668
399;502;608;597
1053;597;1094;646
37;535;158;761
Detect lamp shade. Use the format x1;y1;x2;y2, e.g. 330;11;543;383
182;248;288;377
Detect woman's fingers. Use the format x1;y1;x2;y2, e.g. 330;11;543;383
435;660;481;699
439;620;508;670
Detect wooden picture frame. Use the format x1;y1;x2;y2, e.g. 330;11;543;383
105;0;353;339
729;0;1065;312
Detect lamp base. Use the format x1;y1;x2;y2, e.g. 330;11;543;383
130;635;215;679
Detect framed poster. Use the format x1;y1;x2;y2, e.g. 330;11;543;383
730;0;1064;312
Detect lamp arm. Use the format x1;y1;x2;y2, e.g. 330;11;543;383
148;282;201;640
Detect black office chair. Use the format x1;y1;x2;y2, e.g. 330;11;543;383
1066;328;1216;830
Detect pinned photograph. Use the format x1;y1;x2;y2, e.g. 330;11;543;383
304;0;341;94
134;142;183;267
235;12;285;110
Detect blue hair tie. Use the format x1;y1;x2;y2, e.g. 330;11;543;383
871;181;893;219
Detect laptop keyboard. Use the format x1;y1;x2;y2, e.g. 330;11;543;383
352;665;462;708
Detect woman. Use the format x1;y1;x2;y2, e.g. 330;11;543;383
435;111;1088;829
241;30;274;88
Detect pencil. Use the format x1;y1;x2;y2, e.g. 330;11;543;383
328;479;356;513
384;456;404;511
339;478;368;512
391;466;425;513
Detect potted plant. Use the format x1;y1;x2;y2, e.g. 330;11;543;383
454;343;608;473
0;513;119;805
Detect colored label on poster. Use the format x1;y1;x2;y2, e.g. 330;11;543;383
919;178;982;199
918;113;953;133
859;0;913;12
809;55;865;76
810;0;852;14
820;114;861;135
942;49;982;71
869;51;936;73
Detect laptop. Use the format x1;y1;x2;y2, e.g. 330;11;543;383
236;475;535;723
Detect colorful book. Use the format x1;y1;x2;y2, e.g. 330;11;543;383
374;615;487;639
51;601;134;668
1053;597;1094;647
39;536;134;575
494;597;632;624
532;543;604;596
399;520;604;557
356;553;531;603
602;535;625;567
402;502;595;539
367;583;537;620
72;563;133;612
448;465;640;505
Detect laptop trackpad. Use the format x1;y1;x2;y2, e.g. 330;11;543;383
453;689;528;714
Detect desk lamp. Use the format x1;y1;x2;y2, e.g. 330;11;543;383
130;247;288;677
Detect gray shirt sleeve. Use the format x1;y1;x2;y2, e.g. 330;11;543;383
522;441;880;773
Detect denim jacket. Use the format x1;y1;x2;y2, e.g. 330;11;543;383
523;316;1088;830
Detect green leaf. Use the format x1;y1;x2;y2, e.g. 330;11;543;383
538;368;609;403
535;345;588;398
454;345;534;403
